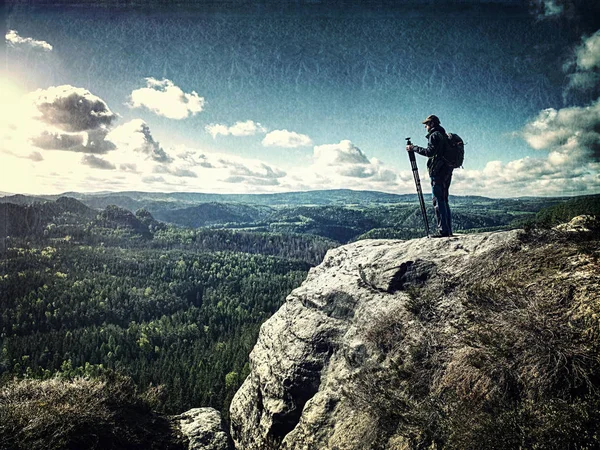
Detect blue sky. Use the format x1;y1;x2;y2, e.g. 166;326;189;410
2;0;600;197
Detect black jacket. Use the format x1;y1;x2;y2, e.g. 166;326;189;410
413;125;452;178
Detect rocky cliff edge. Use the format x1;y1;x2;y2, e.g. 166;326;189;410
229;219;600;449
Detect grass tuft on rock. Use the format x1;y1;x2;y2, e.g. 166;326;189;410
354;228;600;449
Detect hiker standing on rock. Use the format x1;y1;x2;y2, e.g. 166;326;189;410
406;115;453;237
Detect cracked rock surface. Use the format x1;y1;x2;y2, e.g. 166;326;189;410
175;408;233;450
230;223;600;449
230;230;530;449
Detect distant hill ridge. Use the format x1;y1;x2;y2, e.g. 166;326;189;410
0;197;96;238
153;203;273;228
67;189;421;206
3;189;575;209
1;191;597;243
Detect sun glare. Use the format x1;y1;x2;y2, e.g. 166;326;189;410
0;76;25;103
0;77;33;124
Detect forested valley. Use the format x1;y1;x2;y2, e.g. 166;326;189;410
0;197;337;419
1;190;598;420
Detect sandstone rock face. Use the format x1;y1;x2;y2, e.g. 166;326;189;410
176;407;233;450
230;224;600;449
554;214;600;232
229;231;510;449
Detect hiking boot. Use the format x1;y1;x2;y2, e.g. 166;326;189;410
429;231;451;238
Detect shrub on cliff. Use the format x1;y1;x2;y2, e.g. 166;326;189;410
525;195;600;228
0;373;185;450
356;228;600;449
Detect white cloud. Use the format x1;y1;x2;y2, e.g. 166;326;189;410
142;175;167;185
522;99;600;161
106;119;172;163
284;135;598;197
206;152;286;187
175;149;214;168
566;30;600;92
529;0;573;19
82;154;116;170
0;86;189;186
29;151;44;162
129;78;205;119
446;98;600;197
205;124;228;139
567;71;600;91
216;156;286;179
450;156;598;197
281;140;407;193
575;30;600;71
119;163;138;172
153;165;197;178
314;140;370;166
262;129;312;148
450;26;599;197
206;120;268;138
312;140;398;182
158;147;287;189
1;85;117;156
3;82;596;196
28;85;117;132
540;0;563;18
29;128;115;154
3;126;597;196
5;30;53;51
31;130;88;151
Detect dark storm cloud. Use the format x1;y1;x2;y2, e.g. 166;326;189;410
81;154;116;170
29;85;117;133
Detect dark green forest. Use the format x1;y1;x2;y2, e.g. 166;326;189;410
0;198;336;419
0;242;312;416
1;190;598;422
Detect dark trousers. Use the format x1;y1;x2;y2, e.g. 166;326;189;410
431;173;452;236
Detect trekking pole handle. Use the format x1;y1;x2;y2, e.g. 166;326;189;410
406;137;417;164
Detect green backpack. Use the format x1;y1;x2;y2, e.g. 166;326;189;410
444;133;465;169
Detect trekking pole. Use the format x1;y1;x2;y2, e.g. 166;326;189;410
406;137;430;237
